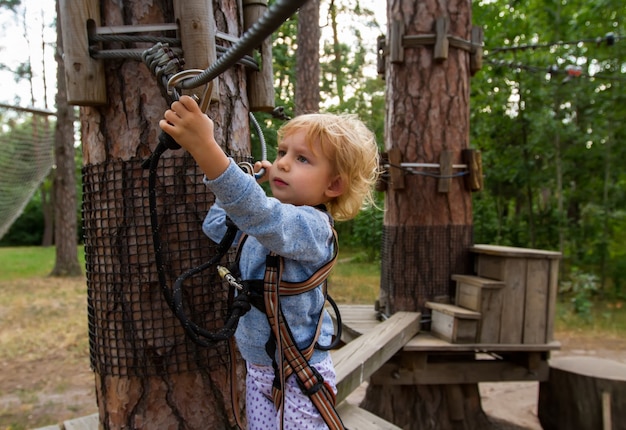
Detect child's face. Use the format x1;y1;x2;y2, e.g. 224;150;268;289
269;130;343;207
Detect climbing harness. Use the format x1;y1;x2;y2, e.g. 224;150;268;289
140;1;346;428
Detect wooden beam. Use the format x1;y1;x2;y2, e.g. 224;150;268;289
173;0;219;106
370;357;550;385
336;401;402;430
331;311;421;403
59;0;106;105
404;332;561;352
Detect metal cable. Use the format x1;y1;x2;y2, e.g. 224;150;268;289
90;34;180;44
92;45;259;70
178;0;308;90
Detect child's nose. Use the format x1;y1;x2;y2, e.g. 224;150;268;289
276;156;289;171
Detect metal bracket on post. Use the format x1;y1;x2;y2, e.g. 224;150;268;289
380;17;484;75
380;149;482;193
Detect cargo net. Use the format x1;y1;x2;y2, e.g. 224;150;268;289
379;224;473;318
83;154;249;377
0;110;54;239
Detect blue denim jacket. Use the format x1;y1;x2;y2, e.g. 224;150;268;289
202;160;335;366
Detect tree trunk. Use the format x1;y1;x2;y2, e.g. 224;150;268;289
40;182;54;246
295;0;320;115
363;1;486;428
79;1;249;428
538;356;626;430
51;0;81;277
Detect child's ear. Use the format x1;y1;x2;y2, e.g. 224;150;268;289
325;175;345;198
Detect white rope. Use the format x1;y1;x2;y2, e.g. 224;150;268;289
0;108;54;239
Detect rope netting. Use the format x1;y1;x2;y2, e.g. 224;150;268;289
0;108;55;239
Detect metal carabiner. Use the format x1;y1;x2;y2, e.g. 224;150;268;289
167;69;214;113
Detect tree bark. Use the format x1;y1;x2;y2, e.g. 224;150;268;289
80;1;249;428
538;356;626;430
295;0;320;115
363;1;486;428
51;0;81;277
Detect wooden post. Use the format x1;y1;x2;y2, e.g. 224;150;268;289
58;0;106;105
243;0;275;112
173;0;219;106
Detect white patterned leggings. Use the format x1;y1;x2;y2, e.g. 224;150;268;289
245;355;337;430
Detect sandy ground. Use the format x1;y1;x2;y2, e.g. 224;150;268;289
2;332;626;429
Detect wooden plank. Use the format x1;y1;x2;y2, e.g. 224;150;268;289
425;302;481;319
330;304;380;343
336;401;403;430
430;309;479;343
371;358;550;385
523;258;550;343
545;258;560;342
63;413;99;430
471;244;561;259
331;311;421;404
58;0;106;105
451;274;505;289
403;332;560;352
483;256;526;344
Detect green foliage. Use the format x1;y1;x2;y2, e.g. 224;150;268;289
471;0;626;296
0;194;44;246
335;193;384;261
560;268;600;321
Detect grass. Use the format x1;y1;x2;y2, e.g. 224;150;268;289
329;248;381;304
0;256;91;429
0;246;86;281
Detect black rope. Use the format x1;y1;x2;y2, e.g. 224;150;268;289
145;132;249;346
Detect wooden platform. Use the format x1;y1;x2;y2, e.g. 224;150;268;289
332;304;560;386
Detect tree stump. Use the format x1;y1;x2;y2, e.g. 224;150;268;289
538;356;626;430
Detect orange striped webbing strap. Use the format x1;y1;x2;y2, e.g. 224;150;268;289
263;243;345;430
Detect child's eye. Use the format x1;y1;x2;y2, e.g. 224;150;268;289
277;150;286;158
297;155;309;163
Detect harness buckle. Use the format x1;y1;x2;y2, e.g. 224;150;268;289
296;365;325;397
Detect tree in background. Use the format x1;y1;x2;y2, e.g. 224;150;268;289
50;0;80;276
295;0;320;114
360;0;484;427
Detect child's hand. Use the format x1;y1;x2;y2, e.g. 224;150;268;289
159;95;229;180
159;95;217;154
254;160;272;183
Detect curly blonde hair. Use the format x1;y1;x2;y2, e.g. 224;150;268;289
277;113;380;221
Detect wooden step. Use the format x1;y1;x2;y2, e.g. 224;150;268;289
426;302;480;344
452;274;505;343
337;401;402;430
451;274;505;288
331;311;421;404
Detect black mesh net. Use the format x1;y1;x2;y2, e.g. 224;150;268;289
82;154;249;377
379;224;473;319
